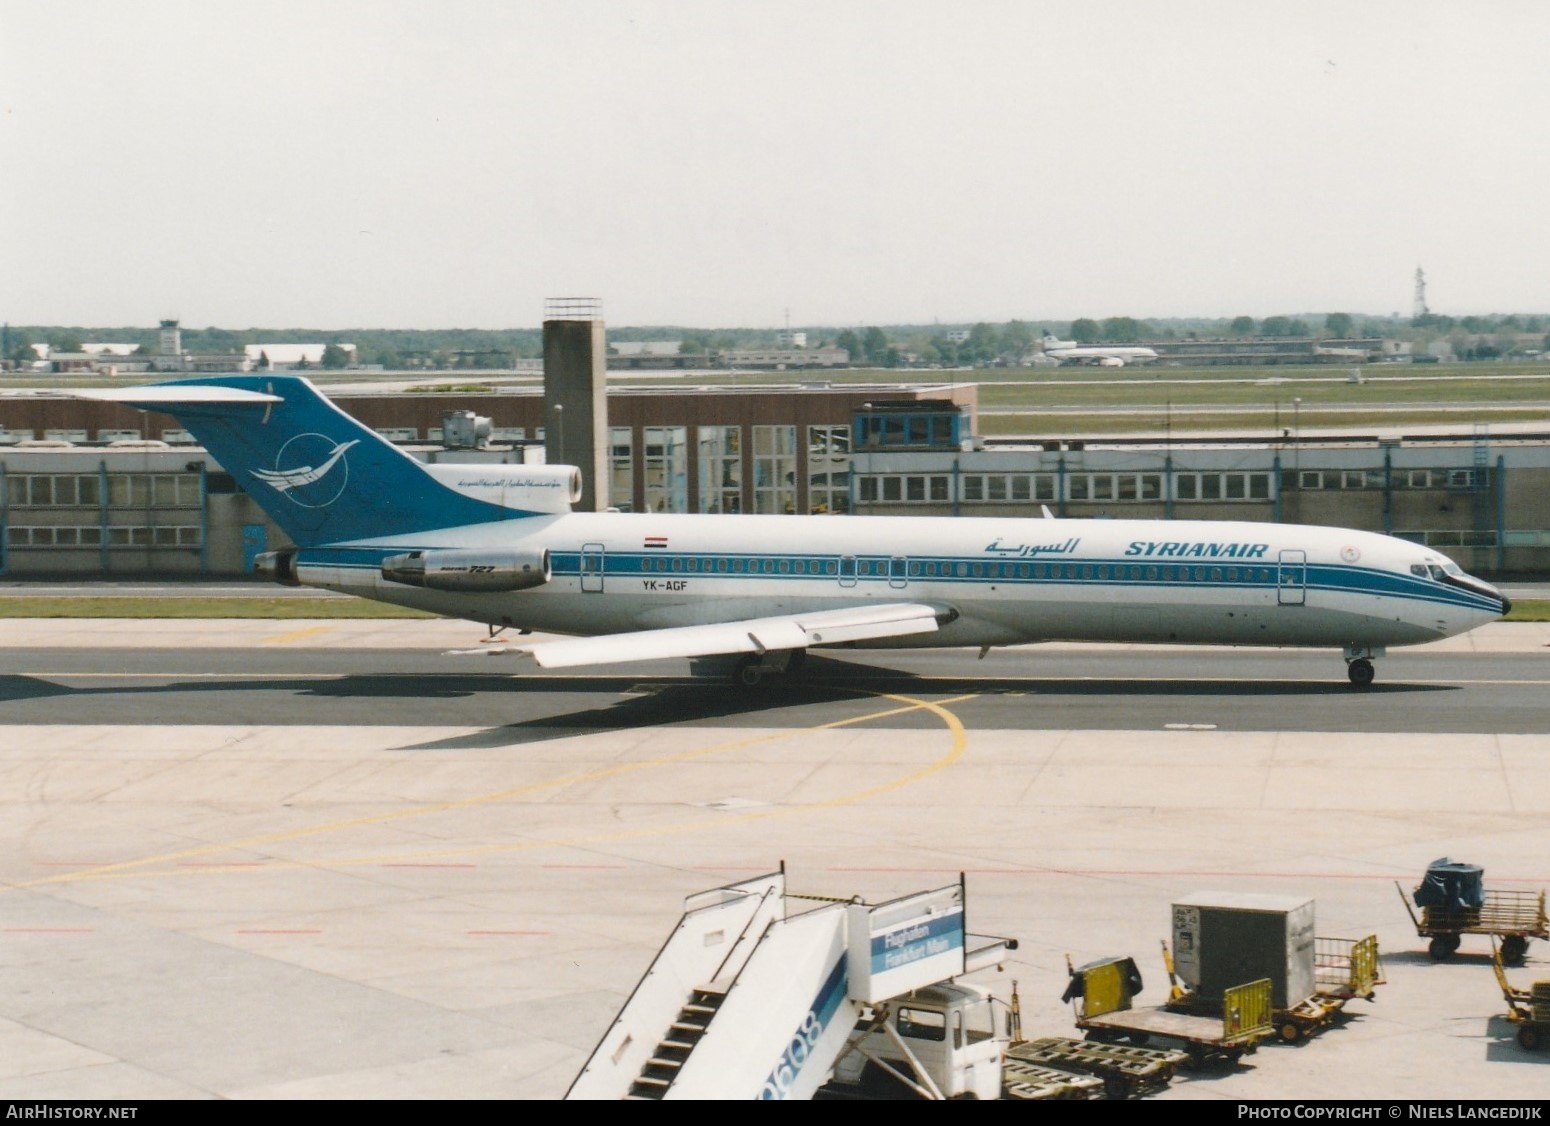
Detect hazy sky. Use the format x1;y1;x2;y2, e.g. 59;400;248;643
4;0;1548;331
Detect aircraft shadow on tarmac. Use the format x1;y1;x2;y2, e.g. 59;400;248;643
0;653;1457;752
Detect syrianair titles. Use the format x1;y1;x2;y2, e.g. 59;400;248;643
76;376;1510;689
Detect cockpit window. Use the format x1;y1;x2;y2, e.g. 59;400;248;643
1428;564;1448;580
1410;564;1428;578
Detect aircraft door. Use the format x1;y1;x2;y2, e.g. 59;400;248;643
889;556;909;589
1277;549;1306;605
580;543;605;593
839;555;857;588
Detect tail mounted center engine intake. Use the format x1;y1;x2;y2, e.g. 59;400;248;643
381;548;551;592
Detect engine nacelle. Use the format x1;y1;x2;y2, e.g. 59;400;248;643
254;549;301;586
380;548;551;592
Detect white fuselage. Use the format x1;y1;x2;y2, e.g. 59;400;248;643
1047;346;1160;366
290;512;1503;653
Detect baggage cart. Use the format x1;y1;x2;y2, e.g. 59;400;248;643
1490;939;1550;1052
1064;953;1271;1072
1396;880;1547;963
1270;934;1385;1043
1007;1037;1185;1100
1160;934;1383;1043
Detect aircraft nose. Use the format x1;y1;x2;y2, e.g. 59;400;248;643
1498;591;1513;616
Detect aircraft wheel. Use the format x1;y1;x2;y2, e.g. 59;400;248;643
1501;935;1528;964
733;657;763;688
1347;658;1375;688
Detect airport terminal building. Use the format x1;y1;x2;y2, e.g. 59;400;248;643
2;380;1548;580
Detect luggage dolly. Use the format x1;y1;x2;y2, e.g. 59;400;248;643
1152;937;1377;1045
1490;938;1550;1051
1396;880;1548;964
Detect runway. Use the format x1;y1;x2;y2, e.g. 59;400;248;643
2;620;1548;1101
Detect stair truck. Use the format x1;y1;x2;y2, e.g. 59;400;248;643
1397;857;1548;963
565;867;1022;1100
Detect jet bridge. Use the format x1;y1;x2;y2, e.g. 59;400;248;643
566;866;1012;1100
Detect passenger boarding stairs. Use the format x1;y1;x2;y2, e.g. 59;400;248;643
567;867;1004;1100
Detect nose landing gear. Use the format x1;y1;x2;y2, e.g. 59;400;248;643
1342;645;1383;688
1346;658;1375;688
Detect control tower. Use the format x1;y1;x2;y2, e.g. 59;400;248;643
542;298;609;512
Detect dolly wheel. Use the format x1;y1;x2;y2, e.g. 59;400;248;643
1428;936;1457;961
1517;1024;1541;1051
1127;1032;1151;1046
1501;935;1528;964
1278;1021;1302;1044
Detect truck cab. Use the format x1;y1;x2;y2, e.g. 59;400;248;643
828;982;1009;1100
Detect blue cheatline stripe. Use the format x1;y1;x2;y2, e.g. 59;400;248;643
758;956;848;1101
537;551;1498;613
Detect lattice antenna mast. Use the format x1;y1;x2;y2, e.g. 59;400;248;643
1413;267;1429;319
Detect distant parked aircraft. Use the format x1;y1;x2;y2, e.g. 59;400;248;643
1040;333;1160;367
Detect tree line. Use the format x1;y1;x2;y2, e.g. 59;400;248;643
6;311;1548;371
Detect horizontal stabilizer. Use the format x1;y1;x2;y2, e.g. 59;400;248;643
453;601;947;669
68;386;283;405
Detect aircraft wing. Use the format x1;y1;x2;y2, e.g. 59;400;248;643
456;601;947;669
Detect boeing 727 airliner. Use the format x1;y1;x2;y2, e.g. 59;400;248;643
1040;333;1160;367
78;376;1510;688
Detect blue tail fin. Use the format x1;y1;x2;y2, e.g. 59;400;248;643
118;375;514;547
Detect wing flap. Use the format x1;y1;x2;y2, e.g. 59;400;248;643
458;602;945;670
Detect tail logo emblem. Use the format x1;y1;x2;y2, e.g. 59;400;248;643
252;435;360;508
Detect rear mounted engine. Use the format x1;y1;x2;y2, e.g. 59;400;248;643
254;549;300;587
381;549;551;592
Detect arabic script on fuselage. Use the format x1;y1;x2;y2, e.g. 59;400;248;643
983;537;1080;557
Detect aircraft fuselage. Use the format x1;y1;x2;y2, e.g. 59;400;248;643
288;512;1503;653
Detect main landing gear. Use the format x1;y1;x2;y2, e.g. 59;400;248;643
1343;645;1384;689
731;649;806;688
